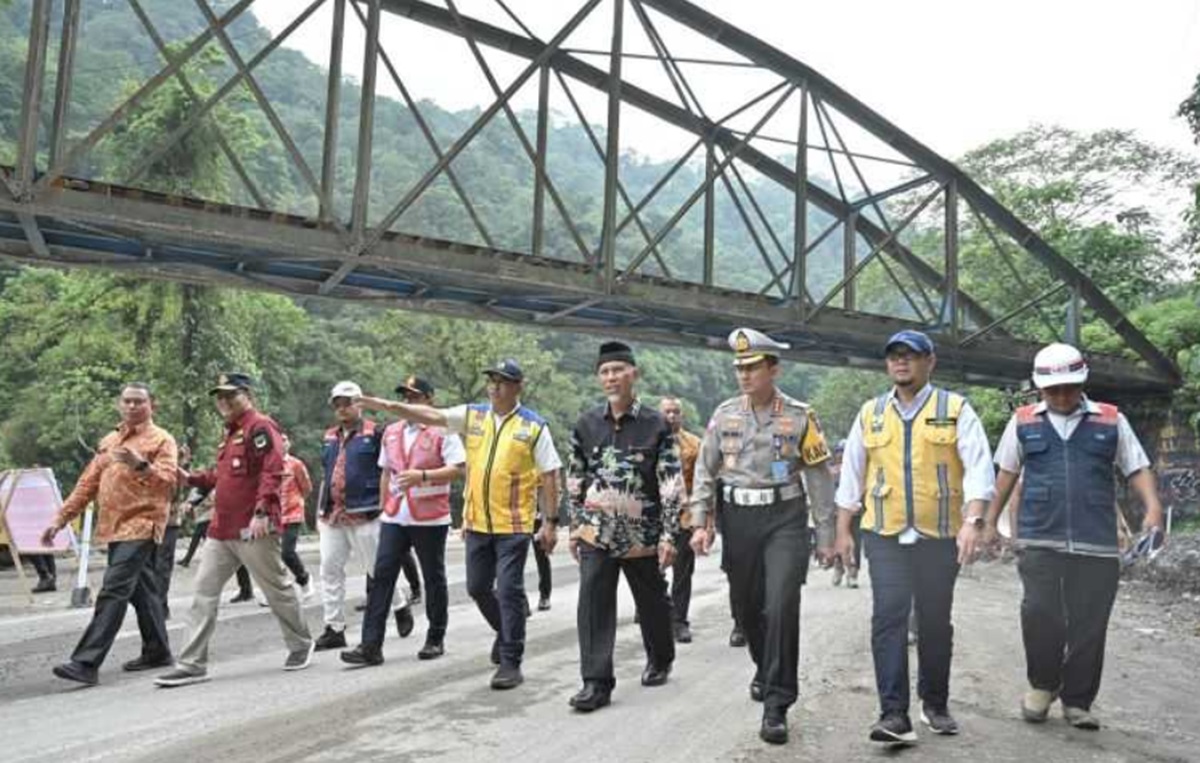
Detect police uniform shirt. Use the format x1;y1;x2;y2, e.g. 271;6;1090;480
690;391;836;543
443;403;562;474
834;383;997;515
993;397;1150;476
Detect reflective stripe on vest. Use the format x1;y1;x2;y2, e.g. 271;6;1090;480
382;423;451;522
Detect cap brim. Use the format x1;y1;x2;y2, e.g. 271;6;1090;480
208;385;240;395
732;353;771;367
394;384;427;396
483;370;521;382
884;340;931;356
1033;370;1088;389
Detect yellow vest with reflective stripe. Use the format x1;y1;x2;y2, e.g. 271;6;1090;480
462;404;545;534
858;388;965;538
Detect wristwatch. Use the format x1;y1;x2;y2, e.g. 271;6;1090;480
253;508;268;519
543;515;559;526
965;515;985;528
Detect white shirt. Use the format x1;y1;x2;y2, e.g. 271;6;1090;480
377;423;466;526
993;398;1150;477
835;384;997;542
443;402;562;474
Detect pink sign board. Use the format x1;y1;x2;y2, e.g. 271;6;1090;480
0;469;70;554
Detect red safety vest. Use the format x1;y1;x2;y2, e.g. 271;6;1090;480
382;422;451;522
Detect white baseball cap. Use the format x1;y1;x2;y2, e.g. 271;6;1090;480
328;380;363;403
1031;343;1089;389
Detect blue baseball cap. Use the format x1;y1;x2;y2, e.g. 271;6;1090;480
483;358;524;382
884;330;935;356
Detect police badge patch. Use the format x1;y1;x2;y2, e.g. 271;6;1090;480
253;431;271;451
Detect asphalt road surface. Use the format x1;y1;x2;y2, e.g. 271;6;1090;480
1;537;1197;763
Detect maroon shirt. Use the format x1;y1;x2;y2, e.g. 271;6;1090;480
188;408;285;541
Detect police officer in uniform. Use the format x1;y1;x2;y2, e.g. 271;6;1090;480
690;328;836;745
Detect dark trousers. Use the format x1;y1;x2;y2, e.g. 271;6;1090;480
363;523;449;646
401;547;422;597
465;531;530;667
723;501;808;710
670;530;695;625
717;513;742;628
181;520;209;565
1018;549;1120;710
863;532;959;715
71;539;169;668
236;565;252;596
577;544;674;690
532;517;552;599
155;525;180;609
31;554;56;580
281;522;310;586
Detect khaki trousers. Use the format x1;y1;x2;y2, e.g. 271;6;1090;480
178;536;312;670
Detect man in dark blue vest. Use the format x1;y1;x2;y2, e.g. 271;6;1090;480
984;343;1164;731
315;381;413;651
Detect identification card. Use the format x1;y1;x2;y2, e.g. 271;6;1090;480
771;460;789;481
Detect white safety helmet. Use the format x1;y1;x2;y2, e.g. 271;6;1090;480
1031;343;1088;389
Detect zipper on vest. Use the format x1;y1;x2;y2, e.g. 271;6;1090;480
1063;430;1074;553
482;413;515;533
903;418;915;531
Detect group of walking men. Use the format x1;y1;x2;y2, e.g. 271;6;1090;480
37;324;1164;748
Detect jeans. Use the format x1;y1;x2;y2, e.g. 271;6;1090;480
1018;548;1120;710
362;523;449;646
71;539;169;668
464;531;531;667
577;544;674;690
863;531;960;715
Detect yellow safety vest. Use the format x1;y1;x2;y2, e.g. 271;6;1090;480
858;388;965;538
462;404;546;534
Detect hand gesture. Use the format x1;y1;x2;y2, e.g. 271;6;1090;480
690;527;714;556
537;522;558;554
40;525;58;547
111;446;146;469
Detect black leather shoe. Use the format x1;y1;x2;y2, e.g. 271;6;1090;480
229;590;253;604
52;661;98;686
122;653;173;672
750;680;764;702
314;625;347;651
729;625;746;647
417;640;444;660
760;707;788;745
641;663;671;687
32;577;57;594
394;605;415;639
569;682;612;712
340;644;383;667
674;622;693;644
490;665;523;690
490;637;501;665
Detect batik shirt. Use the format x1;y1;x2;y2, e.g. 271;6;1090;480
567;400;683;558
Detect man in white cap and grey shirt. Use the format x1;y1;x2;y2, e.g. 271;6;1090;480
313;381;412;651
983;343;1164;730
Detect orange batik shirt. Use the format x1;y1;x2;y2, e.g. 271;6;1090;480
55;421;179;543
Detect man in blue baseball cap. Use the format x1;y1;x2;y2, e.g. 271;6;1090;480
833;329;996;745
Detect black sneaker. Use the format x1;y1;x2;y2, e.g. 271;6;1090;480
52;661;98;686
283;640;316;671
537;595;551;612
729;625;746;648
32;578;57;594
760;706;788;745
229;590;254;604
870;712;917;745
674;622;693;644
749;680;765;702
490;637;501;665
314;625;347;651
490;665;523;690
122;652;173;672
920;703;959;735
417;640;445;660
340;643;383;667
394;606;415;639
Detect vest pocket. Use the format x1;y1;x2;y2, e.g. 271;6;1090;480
922;426;958;447
863;428;892;449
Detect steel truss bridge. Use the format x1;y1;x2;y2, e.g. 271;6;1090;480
0;0;1182;397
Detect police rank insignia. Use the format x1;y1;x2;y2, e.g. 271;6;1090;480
733;331;751;353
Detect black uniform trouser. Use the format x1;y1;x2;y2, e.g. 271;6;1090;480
670;530;695;625
532;518;552;599
400;546;422;597
181;520;209;565
31;554;56;580
863;532;959;715
280;522;310;586
1018;548;1119;711
363;523;449;646
717;512;742;629
577;543;675;690
155;525;180;609
71;539;169;668
723;500;808;710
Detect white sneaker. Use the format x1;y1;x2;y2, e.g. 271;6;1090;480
1022;689;1057;722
